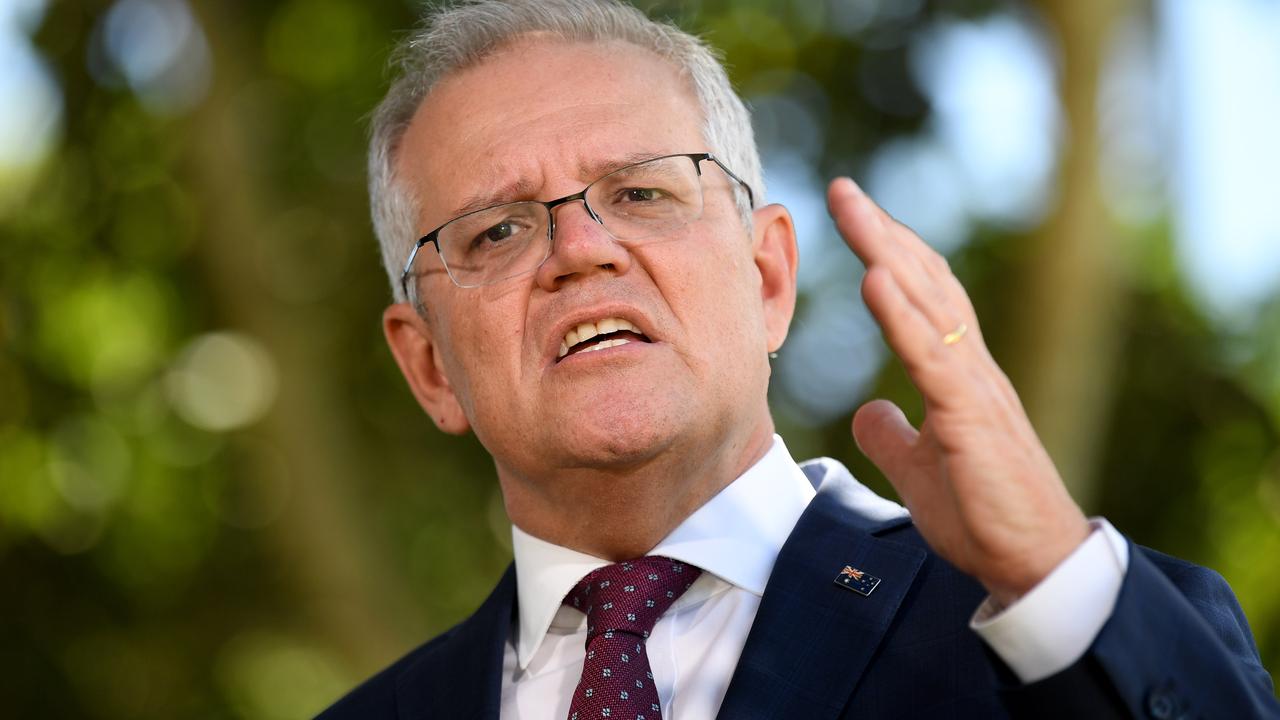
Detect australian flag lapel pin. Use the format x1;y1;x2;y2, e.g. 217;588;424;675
834;565;881;596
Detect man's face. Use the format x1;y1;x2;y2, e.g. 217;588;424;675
392;38;791;482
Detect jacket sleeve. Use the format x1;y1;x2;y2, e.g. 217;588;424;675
998;543;1279;719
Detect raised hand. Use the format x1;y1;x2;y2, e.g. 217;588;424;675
827;177;1090;605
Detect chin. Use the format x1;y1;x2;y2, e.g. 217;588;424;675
549;393;688;470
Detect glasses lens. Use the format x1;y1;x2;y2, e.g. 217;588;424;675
436;202;550;287
587;156;703;240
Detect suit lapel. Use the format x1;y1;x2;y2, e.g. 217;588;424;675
716;474;926;720
395;564;515;720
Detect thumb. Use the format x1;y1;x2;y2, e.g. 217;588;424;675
852;399;919;483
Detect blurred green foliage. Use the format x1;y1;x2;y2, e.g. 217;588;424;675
0;0;1276;717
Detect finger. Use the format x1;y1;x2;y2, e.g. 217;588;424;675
870;216;991;367
829;176;942;272
829;178;971;335
883;241;966;335
878;238;989;368
861;266;974;410
827;177;895;268
888;224;981;333
852;399;920;492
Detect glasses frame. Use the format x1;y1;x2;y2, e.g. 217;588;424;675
398;152;755;298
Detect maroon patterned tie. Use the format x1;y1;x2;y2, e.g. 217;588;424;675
562;556;702;720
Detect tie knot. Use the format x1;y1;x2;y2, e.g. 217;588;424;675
563;556;701;640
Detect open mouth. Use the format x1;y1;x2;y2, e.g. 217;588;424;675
557;317;652;361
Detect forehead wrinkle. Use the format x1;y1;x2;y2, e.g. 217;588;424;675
424;69;703;222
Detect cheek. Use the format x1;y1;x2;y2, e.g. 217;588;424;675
435;301;529;410
680;246;768;360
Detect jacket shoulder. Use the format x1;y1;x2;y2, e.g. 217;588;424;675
1131;543;1266;664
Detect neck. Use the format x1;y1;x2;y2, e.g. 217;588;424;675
498;418;776;560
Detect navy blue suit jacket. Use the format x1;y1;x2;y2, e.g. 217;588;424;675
320;465;1278;719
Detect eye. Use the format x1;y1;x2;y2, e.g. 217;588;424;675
473;221;516;247
622;187;665;202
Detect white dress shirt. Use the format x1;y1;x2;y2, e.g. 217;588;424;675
499;435;1129;718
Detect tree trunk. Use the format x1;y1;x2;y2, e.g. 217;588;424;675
187;2;420;676
1015;0;1132;510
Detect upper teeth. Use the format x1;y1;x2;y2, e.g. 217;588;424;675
558;317;641;358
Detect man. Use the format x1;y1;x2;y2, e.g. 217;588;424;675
321;0;1278;717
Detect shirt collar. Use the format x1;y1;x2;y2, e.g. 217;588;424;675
510;434;817;669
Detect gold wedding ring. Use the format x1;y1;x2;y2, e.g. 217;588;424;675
942;322;968;346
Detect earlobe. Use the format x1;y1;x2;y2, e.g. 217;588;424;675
382;303;471;435
751;203;799;353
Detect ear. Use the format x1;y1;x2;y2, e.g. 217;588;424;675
750;203;799;353
383;303;471;435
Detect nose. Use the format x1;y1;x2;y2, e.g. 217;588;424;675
534;199;632;292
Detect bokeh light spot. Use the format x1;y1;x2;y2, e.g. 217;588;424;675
49;414;132;513
36;270;175;390
0;0;61;186
216;632;350;720
93;0;211;115
0;428;59;535
911;11;1061;228
166;332;278;432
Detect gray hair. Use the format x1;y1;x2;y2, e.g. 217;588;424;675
367;0;766;303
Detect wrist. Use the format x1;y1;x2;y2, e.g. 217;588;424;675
984;519;1092;606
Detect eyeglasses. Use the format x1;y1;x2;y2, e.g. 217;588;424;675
399;152;754;296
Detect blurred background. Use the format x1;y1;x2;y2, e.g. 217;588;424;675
1;0;1278;716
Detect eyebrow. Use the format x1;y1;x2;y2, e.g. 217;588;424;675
448;177;542;219
577;151;670;181
445;151;675;219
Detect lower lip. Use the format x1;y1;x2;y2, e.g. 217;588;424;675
554;339;654;367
